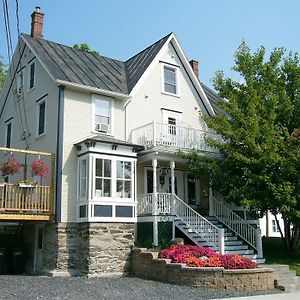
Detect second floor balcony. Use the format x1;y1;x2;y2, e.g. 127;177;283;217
130;121;221;152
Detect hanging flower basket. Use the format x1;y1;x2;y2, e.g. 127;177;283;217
31;159;49;179
0;154;22;176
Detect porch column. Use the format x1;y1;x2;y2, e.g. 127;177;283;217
170;161;175;214
152;158;158;246
209;183;214;216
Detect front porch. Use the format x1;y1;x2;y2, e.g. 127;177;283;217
135;155;264;261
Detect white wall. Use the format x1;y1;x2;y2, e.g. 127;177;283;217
259;211;284;237
127;42;208;137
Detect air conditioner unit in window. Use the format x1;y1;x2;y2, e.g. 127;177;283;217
96;123;109;133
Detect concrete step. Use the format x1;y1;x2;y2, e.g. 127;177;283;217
225;249;254;255
224;245;249;251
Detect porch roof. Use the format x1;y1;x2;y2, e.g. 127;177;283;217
74;134;144;150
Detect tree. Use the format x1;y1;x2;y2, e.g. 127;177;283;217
184;42;300;251
0;56;7;90
72;43;99;55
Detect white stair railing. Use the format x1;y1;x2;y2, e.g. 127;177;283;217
173;195;222;251
212;197;257;249
137;193;153;215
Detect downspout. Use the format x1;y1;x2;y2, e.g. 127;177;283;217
124;98;132;141
55;85;65;222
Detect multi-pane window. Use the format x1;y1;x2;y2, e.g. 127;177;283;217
272;220;280;233
168;117;176;135
38;101;46;135
95;158;111;197
116;161;132;198
6;122;12;148
29;61;36;89
95;99;110;133
79;159;87;198
164;66;177;94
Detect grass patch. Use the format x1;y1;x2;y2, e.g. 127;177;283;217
263;237;300;275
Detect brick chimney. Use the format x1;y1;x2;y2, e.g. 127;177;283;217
31;6;44;38
189;60;199;78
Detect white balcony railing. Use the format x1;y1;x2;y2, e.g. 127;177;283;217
130;121;222;152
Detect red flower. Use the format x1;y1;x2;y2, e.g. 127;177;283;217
31;159;49;179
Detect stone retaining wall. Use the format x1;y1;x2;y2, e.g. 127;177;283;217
42;222;134;276
131;248;274;291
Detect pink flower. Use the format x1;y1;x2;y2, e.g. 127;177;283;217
31;159;49;179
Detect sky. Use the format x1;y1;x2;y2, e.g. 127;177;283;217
1;0;300;88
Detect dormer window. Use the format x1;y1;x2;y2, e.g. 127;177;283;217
92;95;114;134
162;63;179;96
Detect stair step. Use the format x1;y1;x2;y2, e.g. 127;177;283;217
224;245;249;250
224;240;242;245
225;249;254;255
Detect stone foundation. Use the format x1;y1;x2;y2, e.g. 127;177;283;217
131;248;275;291
42;222;134;276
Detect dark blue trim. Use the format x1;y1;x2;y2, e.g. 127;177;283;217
55;85;65;222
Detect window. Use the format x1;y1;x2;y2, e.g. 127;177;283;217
79;159;87;198
272;220;280;233
29;61;36;89
94;205;112;217
116;161;132;198
95;158;111;197
168;117;176;135
38;101;46;136
5;122;12;148
16;71;23;95
116;206;133;218
94;98;111;133
163;65;178;95
79;205;87;218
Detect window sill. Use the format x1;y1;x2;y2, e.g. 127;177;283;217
161;91;180;98
36;132;46;140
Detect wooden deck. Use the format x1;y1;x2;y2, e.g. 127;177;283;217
0;183;54;221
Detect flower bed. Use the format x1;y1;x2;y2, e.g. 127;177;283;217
159;244;257;269
131;248;274;291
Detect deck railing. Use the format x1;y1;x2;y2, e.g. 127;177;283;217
131;121;222;152
137;193;223;252
212;197;257;249
0;184;52;215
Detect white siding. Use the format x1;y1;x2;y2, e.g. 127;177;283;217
127;42;208;138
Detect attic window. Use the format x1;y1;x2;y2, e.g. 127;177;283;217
29;61;36;89
162;63;179;96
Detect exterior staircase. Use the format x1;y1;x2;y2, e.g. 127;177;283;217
263;264;300;292
175;215;264;263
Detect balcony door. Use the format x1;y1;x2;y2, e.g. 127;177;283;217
162;110;181;146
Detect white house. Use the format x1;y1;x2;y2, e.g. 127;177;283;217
0;7;264;276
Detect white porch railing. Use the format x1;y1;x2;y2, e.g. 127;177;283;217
137;193;223;252
212;197;257;249
131;121;221;152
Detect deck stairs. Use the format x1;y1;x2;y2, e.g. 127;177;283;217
262;264;300;292
175;215;264;263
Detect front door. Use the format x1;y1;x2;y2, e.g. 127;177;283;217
162;110;181;146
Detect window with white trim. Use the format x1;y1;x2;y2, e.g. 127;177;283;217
272;220;280;233
79;159;87;198
29;61;36;90
116;161;132;198
37;100;46;136
95;158;111;197
5;122;12;148
163;65;178;95
94;98;111;133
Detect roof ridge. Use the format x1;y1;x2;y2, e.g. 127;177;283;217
21;33;125;64
125;32;173;63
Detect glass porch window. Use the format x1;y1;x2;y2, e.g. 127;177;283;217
95;158;111;197
116;161;132;198
79;159;87;198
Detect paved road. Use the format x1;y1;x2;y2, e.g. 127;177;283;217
0;275;283;300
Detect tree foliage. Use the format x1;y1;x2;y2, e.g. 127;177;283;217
72;43;99;55
184;42;300;250
0;56;7;91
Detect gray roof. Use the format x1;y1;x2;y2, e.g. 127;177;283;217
22;33;222;112
125;33;172;92
200;83;224;115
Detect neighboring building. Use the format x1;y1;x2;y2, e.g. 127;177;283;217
0;7;264;276
260;212;284;238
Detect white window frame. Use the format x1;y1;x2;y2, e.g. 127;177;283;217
36;98;47;137
161;63;180;97
5;120;12;148
28;60;36;90
91;94;114;135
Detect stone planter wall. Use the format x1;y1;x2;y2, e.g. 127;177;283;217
42;222;134;276
131;248;274;291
